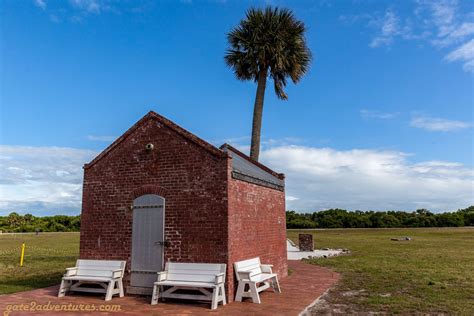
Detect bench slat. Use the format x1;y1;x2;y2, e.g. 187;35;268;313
77;260;125;269
76;270;115;278
167;273;217;283
236;261;260;269
242;268;262;277
167;269;224;276
234;258;261;270
76;265;122;271
166;263;225;273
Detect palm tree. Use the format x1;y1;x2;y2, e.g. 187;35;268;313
225;7;311;161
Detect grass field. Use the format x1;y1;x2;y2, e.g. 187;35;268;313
0;232;79;294
1;229;473;314
288;227;474;314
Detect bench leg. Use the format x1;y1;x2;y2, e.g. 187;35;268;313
117;278;124;297
151;284;160;305
58;279;68;298
105;281;114;301
220;284;226;305
249;282;261;304
273;276;281;293
211;285;219;310
235;281;245;302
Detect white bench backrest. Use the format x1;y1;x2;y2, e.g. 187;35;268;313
76;260;126;278
165;262;226;283
234;257;262;281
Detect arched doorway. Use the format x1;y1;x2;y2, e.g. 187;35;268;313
130;194;165;290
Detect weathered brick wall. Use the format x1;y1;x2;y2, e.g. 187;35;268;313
80;115;230;287
227;171;288;301
80;112;288;302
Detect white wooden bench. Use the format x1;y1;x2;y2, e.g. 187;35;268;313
151;262;227;310
234;257;281;304
58;259;126;301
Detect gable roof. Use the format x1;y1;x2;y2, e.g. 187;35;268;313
84;111;285;190
84;111;227;169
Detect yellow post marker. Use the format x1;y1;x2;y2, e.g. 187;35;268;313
20;242;25;267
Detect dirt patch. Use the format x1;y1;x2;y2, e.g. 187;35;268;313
309;287;389;315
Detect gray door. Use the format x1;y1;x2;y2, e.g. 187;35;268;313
131;194;165;288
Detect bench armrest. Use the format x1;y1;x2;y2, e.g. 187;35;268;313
112;269;123;278
157;271;167;282
236;270;252;281
261;264;273;274
214;273;225;284
65;267;78;277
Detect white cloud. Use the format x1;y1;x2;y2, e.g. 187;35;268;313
260;145;474;212
344;0;474;72
433;22;474;46
34;0;47;10
424;0;457;37
87;135;116;142
410;115;471;131
445;39;474;72
0;145;96;215
360;109;399;120
1;143;472;215
33;0;135;22
370;9;401;48
69;0;102;14
450;22;474;39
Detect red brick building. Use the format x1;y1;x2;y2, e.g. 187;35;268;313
79;111;287;301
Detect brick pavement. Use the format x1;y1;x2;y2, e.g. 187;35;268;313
0;261;340;316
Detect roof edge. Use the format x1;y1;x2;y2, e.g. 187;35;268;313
219;143;285;180
84;111;227;169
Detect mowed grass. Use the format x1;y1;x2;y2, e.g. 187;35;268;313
288;228;474;314
0;232;79;294
1;229;473;314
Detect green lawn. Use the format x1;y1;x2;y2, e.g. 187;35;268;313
1;229;473;314
0;232;79;294
288;227;474;314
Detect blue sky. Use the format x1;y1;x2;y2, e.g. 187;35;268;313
1;0;473;215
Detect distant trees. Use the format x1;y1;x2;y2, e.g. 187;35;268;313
0;213;80;233
2;206;472;232
286;206;474;229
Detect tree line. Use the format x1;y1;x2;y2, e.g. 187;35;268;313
0;213;80;233
1;206;473;232
287;206;474;229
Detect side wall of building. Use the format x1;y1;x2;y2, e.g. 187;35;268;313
79;118;230;287
227;170;288;301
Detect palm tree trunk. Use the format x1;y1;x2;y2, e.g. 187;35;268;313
250;69;267;161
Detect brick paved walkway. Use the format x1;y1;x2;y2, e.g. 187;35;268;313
0;261;339;316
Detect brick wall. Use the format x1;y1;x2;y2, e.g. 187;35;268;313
80;111;288;302
227;169;288;301
80;115;230;287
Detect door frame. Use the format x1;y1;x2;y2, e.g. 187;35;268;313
130;194;166;290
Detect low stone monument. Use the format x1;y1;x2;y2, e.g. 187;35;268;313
298;234;314;251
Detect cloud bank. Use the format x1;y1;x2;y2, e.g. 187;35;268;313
1;143;472;215
0;145;96;215
260;145;474;212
